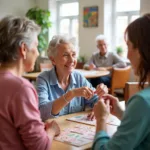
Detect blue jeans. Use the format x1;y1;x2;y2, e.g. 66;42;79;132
90;76;111;88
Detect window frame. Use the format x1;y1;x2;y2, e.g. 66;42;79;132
56;0;79;37
112;0;140;50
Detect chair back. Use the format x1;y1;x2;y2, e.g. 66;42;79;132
40;63;53;72
110;65;131;95
124;82;149;102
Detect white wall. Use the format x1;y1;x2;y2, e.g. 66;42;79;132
79;0;104;59
140;0;150;15
0;0;35;18
35;0;49;9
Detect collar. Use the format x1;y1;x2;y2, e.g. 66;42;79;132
99;52;109;58
49;67;77;86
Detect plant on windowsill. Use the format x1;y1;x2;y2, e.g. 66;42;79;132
76;55;86;69
26;7;51;55
116;46;124;57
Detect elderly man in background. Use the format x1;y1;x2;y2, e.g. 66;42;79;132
36;35;108;121
84;34;127;88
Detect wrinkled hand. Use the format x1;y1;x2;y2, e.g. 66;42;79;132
95;83;108;98
93;98;110;121
102;94;124;120
72;86;94;100
45;120;60;136
87;111;95;121
89;63;96;70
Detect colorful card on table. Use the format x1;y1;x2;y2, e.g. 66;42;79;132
54;124;95;147
67;114;120;126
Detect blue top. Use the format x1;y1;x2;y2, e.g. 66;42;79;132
36;67;98;121
92;86;150;150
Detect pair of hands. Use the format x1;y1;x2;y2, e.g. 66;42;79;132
93;94;124;121
72;83;108;100
87;94;124;121
45;120;60;137
72;83;108;121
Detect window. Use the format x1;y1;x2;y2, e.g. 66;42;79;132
112;0;140;56
57;0;79;42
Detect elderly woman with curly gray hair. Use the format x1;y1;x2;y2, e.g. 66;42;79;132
36;35;108;121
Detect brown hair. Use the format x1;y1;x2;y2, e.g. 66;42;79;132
125;14;150;89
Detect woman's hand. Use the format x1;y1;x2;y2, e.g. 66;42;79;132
102;94;124;120
45;120;60;136
72;87;94;100
87;111;95;121
95;83;108;98
93;98;110;121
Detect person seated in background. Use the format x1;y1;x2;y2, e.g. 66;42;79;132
36;35;108;121
92;13;150;150
0;16;60;150
84;34;127;88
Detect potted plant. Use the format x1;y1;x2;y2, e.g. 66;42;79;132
26;7;51;55
76;55;86;69
116;46;124;57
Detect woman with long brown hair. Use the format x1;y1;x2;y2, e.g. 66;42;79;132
92;13;150;150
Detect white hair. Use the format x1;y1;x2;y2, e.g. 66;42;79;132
47;35;79;58
95;34;108;43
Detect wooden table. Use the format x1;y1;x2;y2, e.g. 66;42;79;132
47;111;121;150
23;69;110;81
49;102;125;150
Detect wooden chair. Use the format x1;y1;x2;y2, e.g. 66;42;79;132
124;82;149;102
40;63;53;72
110;66;131;95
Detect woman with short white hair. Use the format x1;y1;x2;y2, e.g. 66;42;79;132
36;35;108;121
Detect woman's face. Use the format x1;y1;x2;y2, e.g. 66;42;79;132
127;39;140;75
24;35;39;72
51;43;77;75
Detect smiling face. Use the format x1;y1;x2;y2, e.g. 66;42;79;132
51;43;77;75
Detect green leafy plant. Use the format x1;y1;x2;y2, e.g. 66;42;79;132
76;55;86;69
77;55;86;63
26;7;51;54
116;46;123;54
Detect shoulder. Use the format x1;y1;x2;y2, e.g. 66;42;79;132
13;75;35;91
107;52;116;57
72;70;85;79
9;75;37;101
38;70;52;80
127;86;150;111
91;51;99;58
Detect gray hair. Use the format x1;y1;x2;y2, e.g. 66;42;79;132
47;35;78;58
0;15;41;64
95;34;107;43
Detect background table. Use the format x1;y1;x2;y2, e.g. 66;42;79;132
23;69;110;81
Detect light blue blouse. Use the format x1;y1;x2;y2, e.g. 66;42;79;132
92;86;150;150
36;67;98;121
